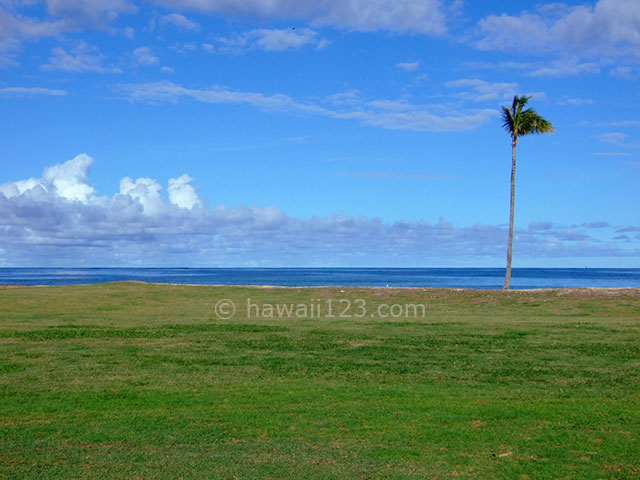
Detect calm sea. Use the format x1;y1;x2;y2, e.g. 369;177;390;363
1;268;639;289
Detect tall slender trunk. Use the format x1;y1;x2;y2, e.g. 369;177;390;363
504;139;517;290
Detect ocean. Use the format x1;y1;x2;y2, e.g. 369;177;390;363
1;267;639;289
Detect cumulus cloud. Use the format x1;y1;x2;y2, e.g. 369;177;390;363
119;177;164;215
43;154;97;202
168;174;202;209
119;80;497;132
0;154;638;266
474;0;640;59
0;153;203;214
0;153;96;202
0;178;41;199
150;0;449;35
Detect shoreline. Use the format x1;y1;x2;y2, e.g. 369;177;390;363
1;281;640;295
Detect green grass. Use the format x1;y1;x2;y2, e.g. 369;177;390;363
1;283;639;479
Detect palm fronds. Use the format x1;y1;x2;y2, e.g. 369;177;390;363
502;95;554;139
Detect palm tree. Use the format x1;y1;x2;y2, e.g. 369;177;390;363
502;96;554;290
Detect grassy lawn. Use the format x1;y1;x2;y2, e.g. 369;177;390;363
1;283;639;479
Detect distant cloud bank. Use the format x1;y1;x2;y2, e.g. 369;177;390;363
0;154;637;266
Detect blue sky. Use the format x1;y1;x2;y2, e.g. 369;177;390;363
1;0;639;267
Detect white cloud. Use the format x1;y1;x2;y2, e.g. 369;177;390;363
0;0;136;59
150;0;448;35
594;152;631;157
168;174;202;209
41;42;120;73
474;0;640;59
593;152;632;157
171;42;197;54
120;80;498;132
43;154;97;202
598;132;628;144
123;26;135;39
214;28;324;53
610;66;636;79
119;177;163;215
596;132;639;149
0;178;41;199
0;86;67;96
365;99;413;112
0;154;204;217
0;153;96;203
445;79;519;102
585;221;611;229
0;8;68;60
460;59;599;79
529;221;554;231
0;155;638;266
159;13;200;31
253;28;319;51
396;61;419;72
525;58;600;78
0;8;67;39
597;120;640;127
44;0;136;22
326;90;361;107
131;46;159;66
557;96;594;106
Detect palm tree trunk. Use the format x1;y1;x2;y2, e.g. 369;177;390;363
504;140;517;290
